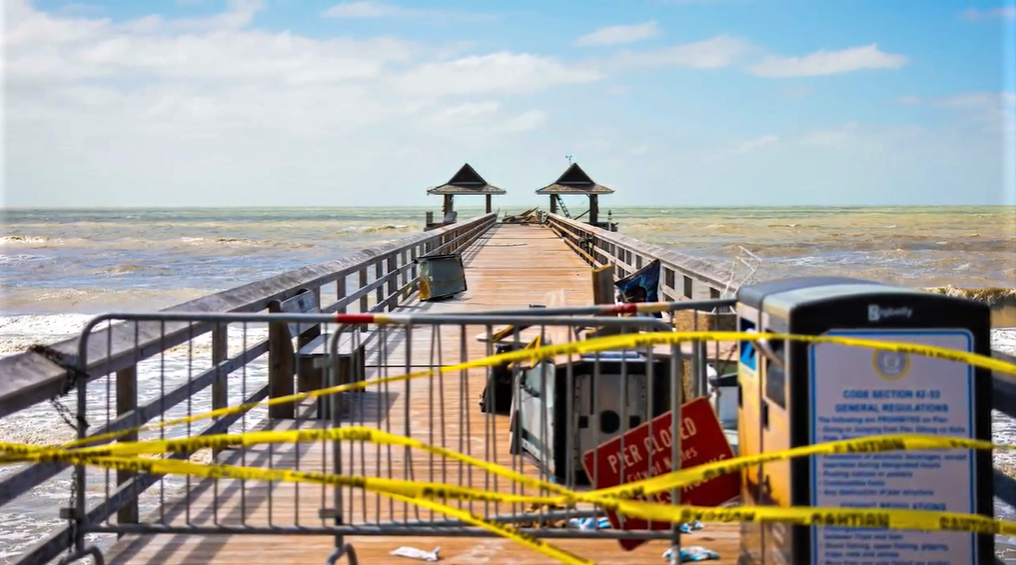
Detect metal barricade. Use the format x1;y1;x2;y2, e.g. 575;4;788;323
6;300;736;565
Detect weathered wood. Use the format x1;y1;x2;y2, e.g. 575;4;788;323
336;275;347;314
0;214;496;420
100;224;747;565
211;324;228;458
267;300;295;420
116;365;138;532
386;255;398;311
592;265;615;306
547;213;731;299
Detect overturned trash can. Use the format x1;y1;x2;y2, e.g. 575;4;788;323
735;276;993;565
417;253;466;301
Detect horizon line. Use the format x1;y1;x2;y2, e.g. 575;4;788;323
4;203;1012;211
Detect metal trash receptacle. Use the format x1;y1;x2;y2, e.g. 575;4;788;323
735;276;993;565
417;253;467;301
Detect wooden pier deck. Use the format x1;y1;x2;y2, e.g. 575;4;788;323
100;223;741;565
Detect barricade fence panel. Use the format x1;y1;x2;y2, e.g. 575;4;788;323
2;301;1015;565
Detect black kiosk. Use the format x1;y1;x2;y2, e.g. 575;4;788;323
735;277;993;565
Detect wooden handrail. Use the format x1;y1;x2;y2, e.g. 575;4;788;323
546;213;732;301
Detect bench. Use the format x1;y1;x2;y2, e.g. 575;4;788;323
273;290;370;419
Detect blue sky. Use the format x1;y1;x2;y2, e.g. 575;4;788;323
5;0;1016;207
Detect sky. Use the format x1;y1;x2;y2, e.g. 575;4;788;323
3;0;1016;208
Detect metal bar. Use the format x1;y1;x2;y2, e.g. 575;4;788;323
0;340;267;507
13;385;270;565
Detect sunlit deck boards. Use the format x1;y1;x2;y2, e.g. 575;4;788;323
102;224;740;565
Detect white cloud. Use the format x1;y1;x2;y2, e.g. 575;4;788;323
961;7;1016;21
574;21;661;47
604;34;749;69
748;43;908;77
321;1;496;22
2;0;596;206
415;101;547;136
736;135;779;153
323;1;417;18
799;122;861;148
394;53;601;96
897;92;1016;134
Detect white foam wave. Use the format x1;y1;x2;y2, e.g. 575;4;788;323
0;254;49;265
342;224;410;233
0;236;50;245
994;328;1016;357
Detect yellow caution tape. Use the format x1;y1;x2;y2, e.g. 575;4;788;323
13;447;1016;541
18;450;596;565
385;492;598;565
4;427;1012;514
6;429;1016;564
9;329;1009;459
1;326;1010;564
598;434;1009;500
3;428;1010;506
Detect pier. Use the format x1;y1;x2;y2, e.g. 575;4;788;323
1;170;1015;565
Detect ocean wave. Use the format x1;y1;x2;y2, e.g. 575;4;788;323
0;236;51;245
0;254;49;265
995;328;1016;356
180;237;314;249
342;224;410;233
0;287;212;314
925;286;1016;306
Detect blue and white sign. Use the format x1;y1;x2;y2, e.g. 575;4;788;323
809;329;976;565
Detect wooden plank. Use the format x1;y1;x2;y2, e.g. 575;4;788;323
99;224;741;565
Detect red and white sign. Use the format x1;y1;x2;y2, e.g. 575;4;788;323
580;397;739;551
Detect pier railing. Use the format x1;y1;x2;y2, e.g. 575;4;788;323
0;212;496;565
546;213;733;301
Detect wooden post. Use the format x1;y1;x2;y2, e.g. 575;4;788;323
211;324;228;458
549;195;557;215
116;365;138;533
374;261;383;310
485;194;492;213
336;275;347;314
398;250;407;288
410;245;419;291
442;195;454;219
386;255;397;310
358;268;368;332
589;195;599;226
592;264;615;305
267;300;295;419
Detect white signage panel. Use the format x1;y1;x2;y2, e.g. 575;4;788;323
809;329;976;565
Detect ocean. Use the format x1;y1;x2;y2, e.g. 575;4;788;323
1;205;1015;561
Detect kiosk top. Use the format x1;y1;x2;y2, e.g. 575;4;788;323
736;276;884;310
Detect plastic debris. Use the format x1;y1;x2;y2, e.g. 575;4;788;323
390;546;441;562
662;545;719;562
679;520;705;534
567;516;612;530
